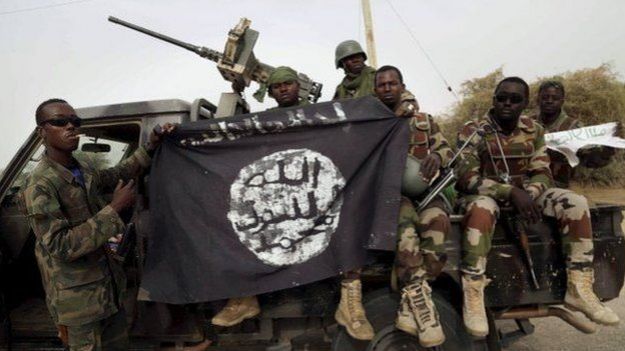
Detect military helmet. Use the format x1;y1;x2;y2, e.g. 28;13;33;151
335;40;367;69
401;155;430;199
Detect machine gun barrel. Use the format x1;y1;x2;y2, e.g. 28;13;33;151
108;16;223;62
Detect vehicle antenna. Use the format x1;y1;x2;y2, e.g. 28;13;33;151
384;0;460;101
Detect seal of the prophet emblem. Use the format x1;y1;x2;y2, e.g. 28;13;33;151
227;149;346;266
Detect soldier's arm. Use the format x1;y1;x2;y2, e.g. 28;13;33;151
525;125;553;199
94;146;151;191
427;115;454;167
24;180;124;262
455;122;513;201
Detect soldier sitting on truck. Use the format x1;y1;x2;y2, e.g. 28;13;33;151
531;80;616;188
211;66;308;328
22;99;175;350
455;77;620;338
374;65;454;348
333;39;418;117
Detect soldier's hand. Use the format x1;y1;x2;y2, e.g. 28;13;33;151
147;123;177;152
420;153;441;181
510;187;541;223
110;179;136;213
394;99;418;118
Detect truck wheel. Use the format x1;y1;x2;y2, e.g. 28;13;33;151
331;289;477;351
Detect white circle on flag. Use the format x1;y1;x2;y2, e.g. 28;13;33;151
227;149;345;267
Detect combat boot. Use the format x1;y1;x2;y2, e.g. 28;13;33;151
396;279;445;347
462;274;490;337
335;279;375;340
564;268;620;325
211;296;260;327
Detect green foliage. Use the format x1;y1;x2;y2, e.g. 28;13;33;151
439;64;625;186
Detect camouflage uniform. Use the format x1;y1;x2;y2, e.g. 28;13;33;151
333;65;419;114
396;112;454;284
532;110;582;188
23;147;151;350
455;111;593;275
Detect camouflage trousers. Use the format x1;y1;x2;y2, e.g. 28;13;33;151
67;308;128;351
395;196;450;284
460;188;593;275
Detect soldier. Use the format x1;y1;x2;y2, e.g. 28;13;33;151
333;40;419;117
455;77;620;337
210;66;309;328
23;99;175;350
266;66;310;108
374;65;453;347
532;80;615;188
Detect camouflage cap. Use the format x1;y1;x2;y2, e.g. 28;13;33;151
267;66;299;86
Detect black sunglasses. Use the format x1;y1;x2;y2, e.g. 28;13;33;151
495;94;524;104
40;116;82;128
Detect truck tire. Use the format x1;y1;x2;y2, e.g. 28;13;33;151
331;288;477;351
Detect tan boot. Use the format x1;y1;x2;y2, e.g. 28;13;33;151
335;279;375;340
211;296;260;327
397;279;445;347
462;274;490;337
564;268;620;326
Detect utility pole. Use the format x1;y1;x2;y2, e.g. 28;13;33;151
361;0;377;68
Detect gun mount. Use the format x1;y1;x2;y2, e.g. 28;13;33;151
108;16;323;106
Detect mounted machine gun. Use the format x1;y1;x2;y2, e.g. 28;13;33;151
108;16;323;116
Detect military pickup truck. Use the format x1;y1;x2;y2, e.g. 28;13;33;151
1;98;623;351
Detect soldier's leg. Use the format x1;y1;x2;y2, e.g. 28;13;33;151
67;320;100;351
395;197;445;347
100;309;129;350
67;309;129;351
416;199;450;279
459;195;498;337
537;188;619;325
395;197;425;284
211;296;260;327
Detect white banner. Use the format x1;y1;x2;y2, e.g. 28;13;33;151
544;122;625;166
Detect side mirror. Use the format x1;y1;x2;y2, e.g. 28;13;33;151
81;143;111;153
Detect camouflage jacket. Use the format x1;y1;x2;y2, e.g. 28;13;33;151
532;110;582;188
333;66;376;100
456;111;553;201
332;67;420;112
23;147;150;326
408;112;454;166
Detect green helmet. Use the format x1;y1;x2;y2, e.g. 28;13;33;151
334;40;367;69
401;155;430;199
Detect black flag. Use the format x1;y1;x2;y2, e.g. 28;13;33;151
141;96;409;303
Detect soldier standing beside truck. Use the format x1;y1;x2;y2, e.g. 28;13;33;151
374;65;453;348
532;80;615;188
22;99;174;350
455;77;620;337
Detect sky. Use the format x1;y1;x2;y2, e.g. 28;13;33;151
1;0;624;168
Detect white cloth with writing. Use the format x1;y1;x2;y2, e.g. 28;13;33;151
545;122;625;166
